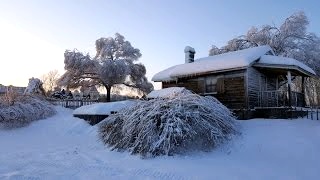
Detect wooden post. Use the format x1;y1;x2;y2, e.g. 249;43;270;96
301;76;306;107
276;76;279;107
287;71;292;107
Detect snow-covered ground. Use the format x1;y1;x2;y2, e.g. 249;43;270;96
1;106;320;180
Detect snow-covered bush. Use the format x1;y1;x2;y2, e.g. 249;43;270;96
24;77;45;95
0;95;56;129
0;86;19;106
99;90;239;157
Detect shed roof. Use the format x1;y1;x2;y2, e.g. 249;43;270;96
254;55;316;76
152;45;316;82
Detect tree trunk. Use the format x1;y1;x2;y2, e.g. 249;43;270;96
105;85;112;102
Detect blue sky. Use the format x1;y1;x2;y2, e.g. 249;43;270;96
0;0;319;88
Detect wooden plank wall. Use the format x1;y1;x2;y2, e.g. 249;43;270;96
247;67;262;109
163;80;200;93
215;76;245;109
247;67;279;108
162;70;246;109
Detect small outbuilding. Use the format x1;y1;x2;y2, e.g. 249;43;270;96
152;45;317;119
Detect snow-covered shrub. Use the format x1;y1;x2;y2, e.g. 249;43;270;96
24;77;45;96
0;86;19;106
99;90;239;157
0;95;56;129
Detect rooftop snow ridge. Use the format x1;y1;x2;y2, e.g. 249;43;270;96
152;45;272;81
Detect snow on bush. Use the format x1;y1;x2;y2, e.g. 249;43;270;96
146;87;190;99
0;95;56;129
99;90;239;157
24;77;45;95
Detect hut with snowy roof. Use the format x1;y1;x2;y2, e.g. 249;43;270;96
152;45;317;119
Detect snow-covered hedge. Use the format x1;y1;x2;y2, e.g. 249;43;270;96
99;90;239;157
0;96;56;129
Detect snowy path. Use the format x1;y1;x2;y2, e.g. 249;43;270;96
1;106;320;180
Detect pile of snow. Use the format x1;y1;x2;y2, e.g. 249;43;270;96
1;106;320;179
99;90;239;158
0;96;56;129
73;100;136;115
146;87;190;99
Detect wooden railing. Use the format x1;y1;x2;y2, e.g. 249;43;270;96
258;90;305;107
306;107;320;120
48;99;98;109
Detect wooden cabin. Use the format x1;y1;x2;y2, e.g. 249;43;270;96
152;45;317;119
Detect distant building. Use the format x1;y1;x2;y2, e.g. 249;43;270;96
0;85;26;96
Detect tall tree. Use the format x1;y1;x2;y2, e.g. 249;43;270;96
209;11;320;105
58;33;153;102
209;11;320;74
41;70;60;95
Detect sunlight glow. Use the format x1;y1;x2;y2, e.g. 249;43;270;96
0;18;64;87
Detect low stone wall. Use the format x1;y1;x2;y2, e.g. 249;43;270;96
73;114;109;125
233;108;308;120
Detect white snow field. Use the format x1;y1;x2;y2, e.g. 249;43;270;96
1;106;320;180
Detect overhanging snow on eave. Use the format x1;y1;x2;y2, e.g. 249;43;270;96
156;67;248;83
253;63;316;77
153;77;177;83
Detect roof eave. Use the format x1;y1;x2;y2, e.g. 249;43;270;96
156;66;248;82
253;63;316;77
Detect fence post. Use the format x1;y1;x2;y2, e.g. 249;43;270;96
311;108;313;120
317;108;319;120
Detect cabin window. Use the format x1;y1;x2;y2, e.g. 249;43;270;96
204;76;225;95
205;76;217;94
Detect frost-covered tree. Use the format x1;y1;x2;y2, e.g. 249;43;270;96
209;11;320;105
41;70;60;94
58;33;153;102
209;11;320;75
99;89;239;157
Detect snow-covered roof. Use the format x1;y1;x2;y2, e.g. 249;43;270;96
146;87;190;99
152;45;273;81
152;45;316;82
73;100;136;115
184;46;195;53
255;55;316;76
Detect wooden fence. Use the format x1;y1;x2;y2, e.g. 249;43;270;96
258;90;304;107
48;99;98;109
306;107;320;120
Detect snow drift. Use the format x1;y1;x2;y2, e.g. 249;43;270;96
0;96;56;129
99;89;239;157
